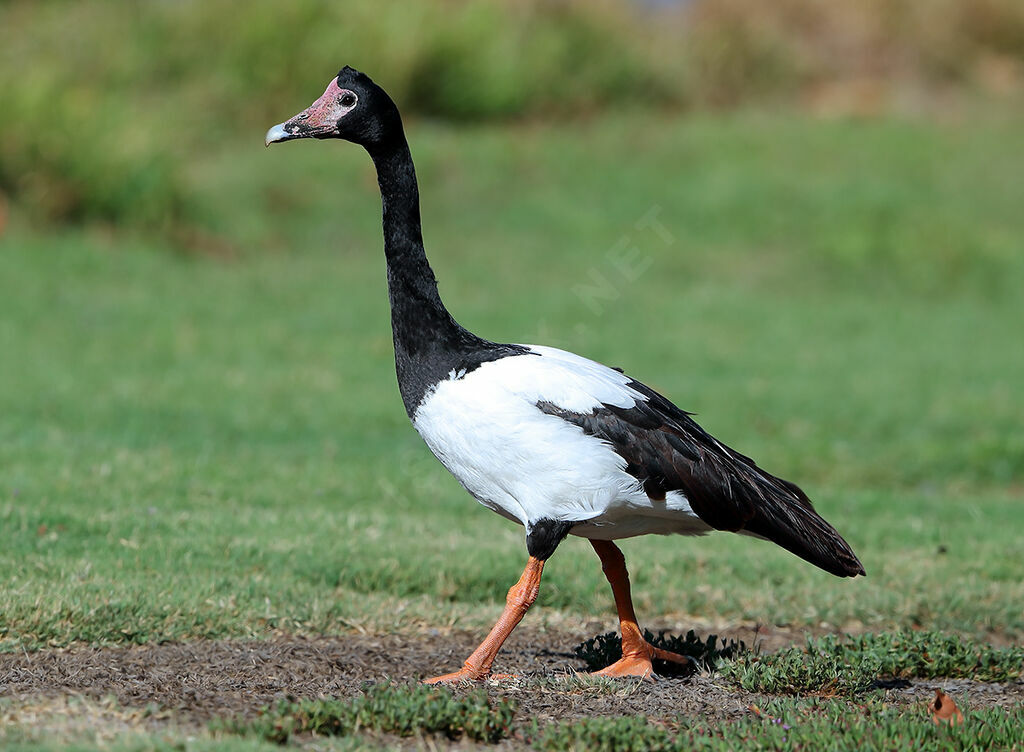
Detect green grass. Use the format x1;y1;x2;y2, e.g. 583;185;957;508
216;684;517;744
721;631;1024;694
6;689;1024;752
534;701;1024;752
2;107;1024;657
212;684;1024;751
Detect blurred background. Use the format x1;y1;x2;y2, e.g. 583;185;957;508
2;0;1023;238
1;0;1023;645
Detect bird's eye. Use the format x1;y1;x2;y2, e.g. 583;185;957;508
338;93;357;108
296;113;309;120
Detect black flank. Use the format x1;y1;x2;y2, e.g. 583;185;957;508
537;382;866;578
526;519;574;561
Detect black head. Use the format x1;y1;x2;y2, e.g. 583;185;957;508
265;67;402;150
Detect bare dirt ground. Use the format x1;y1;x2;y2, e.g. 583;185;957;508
2;627;1022;741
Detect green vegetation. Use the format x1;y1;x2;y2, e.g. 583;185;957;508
569;628;1024;694
216;681;1024;750
217;684;517;744
721;632;1024;694
534;702;1024;752
3;110;1023;651
5;691;1024;751
3;0;1024;233
3;105;1022;748
1;4;1022;749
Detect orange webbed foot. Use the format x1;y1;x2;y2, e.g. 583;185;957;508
591;642;695;680
423;666;488;684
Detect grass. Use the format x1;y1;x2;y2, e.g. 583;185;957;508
3;108;1023;650
721;631;1024;694
534;701;1024;752
216;684;517;744
5;687;1024;751
1;105;1022;747
211;683;1024;750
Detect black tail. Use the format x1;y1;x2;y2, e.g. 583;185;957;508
536;381;866;578
654;406;867;578
744;474;865;578
659;400;866;578
659;410;867;578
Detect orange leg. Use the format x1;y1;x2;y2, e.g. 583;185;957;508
589;539;692;679
424;556;545;684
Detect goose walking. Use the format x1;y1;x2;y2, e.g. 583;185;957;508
266;68;864;683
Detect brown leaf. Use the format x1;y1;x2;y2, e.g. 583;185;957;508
930;689;964;726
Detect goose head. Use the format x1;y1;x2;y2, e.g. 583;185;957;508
265;66;401;150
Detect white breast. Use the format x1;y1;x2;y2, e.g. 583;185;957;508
411;346;710;539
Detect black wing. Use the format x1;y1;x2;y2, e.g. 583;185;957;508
537;379;865;578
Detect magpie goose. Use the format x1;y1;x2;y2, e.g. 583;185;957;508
266;67;865;683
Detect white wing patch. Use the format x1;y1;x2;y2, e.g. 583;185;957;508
508;344;648;411
412;345;709;539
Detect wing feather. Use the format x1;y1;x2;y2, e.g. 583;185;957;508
531;352;864;578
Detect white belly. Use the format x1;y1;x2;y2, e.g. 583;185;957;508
411;352;711;540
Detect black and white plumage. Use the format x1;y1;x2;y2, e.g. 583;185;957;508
267;67;864;682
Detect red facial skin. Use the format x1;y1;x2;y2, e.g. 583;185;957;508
282;79;357;138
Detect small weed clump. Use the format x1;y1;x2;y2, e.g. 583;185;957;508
574;630;746;676
535;715;675;752
217;683;517;744
848;631;1024;683
721;631;1024;695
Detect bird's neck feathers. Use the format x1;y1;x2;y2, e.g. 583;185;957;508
370;139;425;268
367;135;478;409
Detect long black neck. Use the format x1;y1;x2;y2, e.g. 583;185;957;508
371;140;461;341
368;137;497;416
